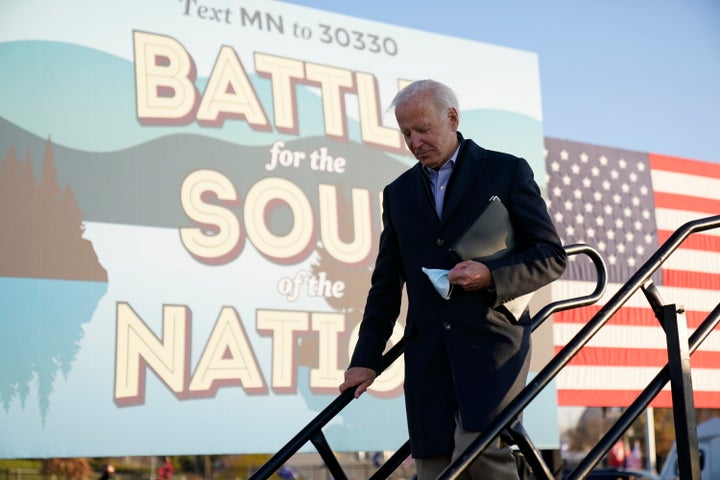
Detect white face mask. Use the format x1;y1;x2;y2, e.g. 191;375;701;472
422;267;453;300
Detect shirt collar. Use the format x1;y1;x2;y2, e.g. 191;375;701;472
423;144;460;175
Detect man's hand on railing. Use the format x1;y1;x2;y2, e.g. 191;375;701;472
339;367;377;398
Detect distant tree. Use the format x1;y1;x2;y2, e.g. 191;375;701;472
652;407;720;466
0;138;107;281
41;458;92;480
565;408;601;451
214;455;273;480
563;406;720;467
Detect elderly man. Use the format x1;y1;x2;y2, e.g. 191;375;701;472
340;80;566;479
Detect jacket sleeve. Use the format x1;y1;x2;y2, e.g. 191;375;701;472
485;157;567;306
348;185;404;373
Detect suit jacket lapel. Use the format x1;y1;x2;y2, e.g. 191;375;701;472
441;138;485;224
411;164;441;229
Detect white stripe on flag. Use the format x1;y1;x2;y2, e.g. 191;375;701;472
552;281;719;312
556;366;720;391
660;249;720;275
553;324;720;351
656;208;720;235
651;170;720;201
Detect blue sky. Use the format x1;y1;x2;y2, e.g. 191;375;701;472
280;0;720;164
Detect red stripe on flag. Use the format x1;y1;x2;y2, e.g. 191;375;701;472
654;192;720;214
555;346;720;369
662;269;720;290
553;306;709;329
650;153;720;178
557;389;720;408
657;231;720;251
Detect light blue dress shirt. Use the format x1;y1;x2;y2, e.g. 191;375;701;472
423;146;460;218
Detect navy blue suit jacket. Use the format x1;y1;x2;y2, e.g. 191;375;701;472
349;133;567;457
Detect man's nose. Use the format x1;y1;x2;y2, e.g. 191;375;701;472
409;132;423;149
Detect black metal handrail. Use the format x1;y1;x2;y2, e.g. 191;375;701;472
564;300;720;479
253;213;720;480
440;214;720;480
531;243;607;331
249;243;607;480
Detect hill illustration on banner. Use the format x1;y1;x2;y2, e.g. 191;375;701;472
0;139;108;421
0;138;107;281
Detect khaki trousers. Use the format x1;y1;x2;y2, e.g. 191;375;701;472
414;415;519;480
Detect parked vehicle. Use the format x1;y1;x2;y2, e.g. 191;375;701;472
659;417;720;480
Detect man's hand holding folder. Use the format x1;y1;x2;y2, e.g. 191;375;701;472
447;196;533;321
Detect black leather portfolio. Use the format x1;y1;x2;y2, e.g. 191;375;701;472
450;195;515;262
449;195;532;321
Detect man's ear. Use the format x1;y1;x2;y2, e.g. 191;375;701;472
448;107;459;129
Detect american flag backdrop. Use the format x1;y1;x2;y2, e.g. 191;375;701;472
544;137;720;408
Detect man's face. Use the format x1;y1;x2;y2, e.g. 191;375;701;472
395;92;459;170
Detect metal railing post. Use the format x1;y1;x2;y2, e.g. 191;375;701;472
662;303;701;480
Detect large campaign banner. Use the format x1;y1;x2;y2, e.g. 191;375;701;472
0;0;551;457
